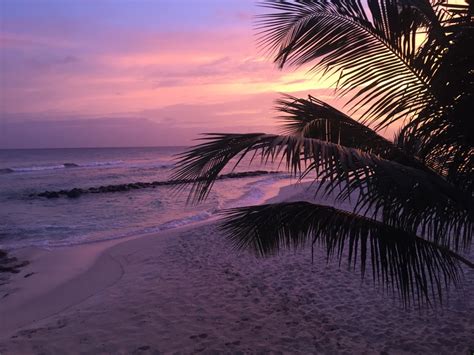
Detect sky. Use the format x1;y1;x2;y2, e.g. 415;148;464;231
0;0;340;148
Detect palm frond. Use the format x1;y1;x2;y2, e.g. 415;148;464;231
276;94;428;170
398;109;474;195
397;20;473;192
172;0;473;309
220;201;472;306
172;132;375;203
277;94;392;147
257;0;444;127
172;133;472;248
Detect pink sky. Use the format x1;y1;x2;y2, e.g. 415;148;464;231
0;0;363;148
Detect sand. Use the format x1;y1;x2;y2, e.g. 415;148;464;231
0;184;473;354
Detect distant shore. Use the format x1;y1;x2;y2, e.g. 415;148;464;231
1;183;473;354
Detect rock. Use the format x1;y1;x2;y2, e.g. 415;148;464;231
0;250;29;273
136;345;150;351
63;163;79;168
32;170;282;199
66;188;83;198
38;191;60;198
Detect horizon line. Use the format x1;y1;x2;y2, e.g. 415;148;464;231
0;145;190;151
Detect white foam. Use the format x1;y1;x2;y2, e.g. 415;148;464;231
12;165;68;172
153;210;216;231
5;160;176;174
223;174;292;209
1;210;218;250
78;160;124;168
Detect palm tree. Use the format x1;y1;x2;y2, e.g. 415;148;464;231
173;0;473;306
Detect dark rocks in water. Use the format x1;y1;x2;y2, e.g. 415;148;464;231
219;170;269;179
0;250;29;274
38;191;60;198
63;163;79;168
66;188;83;198
33;170;280;199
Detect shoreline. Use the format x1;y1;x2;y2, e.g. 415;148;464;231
0;173;294;252
1;182;473;353
0;182;305;339
0;217;226;339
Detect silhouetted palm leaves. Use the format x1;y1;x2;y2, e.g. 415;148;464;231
173;0;473;306
220;202;472;304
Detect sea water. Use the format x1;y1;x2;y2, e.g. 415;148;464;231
0;147;293;249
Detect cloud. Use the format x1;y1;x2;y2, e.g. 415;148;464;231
143;55;276;89
0;114;274;149
0;117;193;149
1;88;347;149
1;0;346;148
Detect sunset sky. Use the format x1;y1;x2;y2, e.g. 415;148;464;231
1;0;340;148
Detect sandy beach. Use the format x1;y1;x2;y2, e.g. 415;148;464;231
1;184;473;354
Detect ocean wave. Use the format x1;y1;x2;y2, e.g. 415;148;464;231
3;173;290;250
1;160;176;175
152;210;216;231
10;164;71;172
128;162;175;170
78;160;124;168
2;160;124;173
223;174;291;209
2;210;218;250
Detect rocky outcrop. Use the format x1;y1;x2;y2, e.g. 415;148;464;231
0;250;29;273
33;170;281;199
63;163;79;168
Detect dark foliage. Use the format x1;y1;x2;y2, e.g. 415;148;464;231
173;0;473;306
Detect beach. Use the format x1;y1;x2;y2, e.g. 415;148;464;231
0;184;473;354
2;0;472;353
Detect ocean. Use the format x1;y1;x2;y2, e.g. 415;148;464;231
0;147;292;249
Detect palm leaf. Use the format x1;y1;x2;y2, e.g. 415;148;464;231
172;0;473;309
256;0;443;127
172;133;472;248
275;94;428;170
397;8;473;193
220;201;473;306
